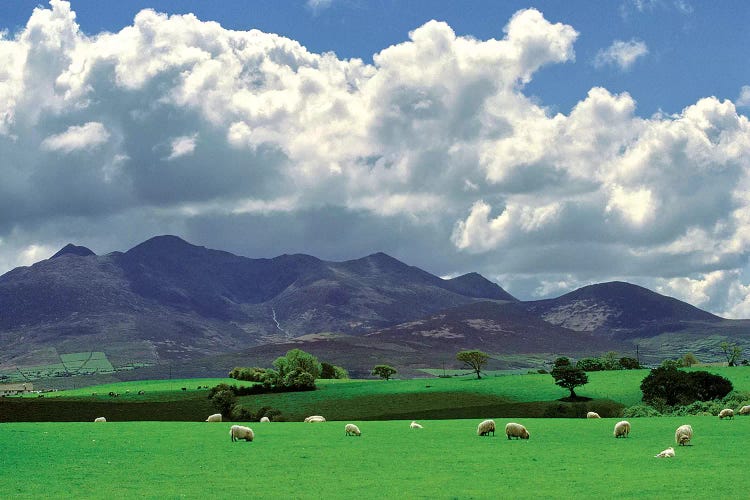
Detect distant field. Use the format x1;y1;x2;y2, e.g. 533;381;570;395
1;417;748;498
0;351;122;382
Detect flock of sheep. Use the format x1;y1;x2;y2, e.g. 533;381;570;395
90;403;750;453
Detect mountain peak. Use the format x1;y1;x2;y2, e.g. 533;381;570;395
125;235;199;255
443;272;517;301
50;243;96;259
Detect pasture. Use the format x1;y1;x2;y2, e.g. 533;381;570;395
1;417;748;498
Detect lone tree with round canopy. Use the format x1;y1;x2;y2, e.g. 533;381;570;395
372;364;397;380
551;357;589;399
456;350;490;379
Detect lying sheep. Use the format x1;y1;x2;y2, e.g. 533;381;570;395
740;405;750;415
345;423;361;436
94;417;106;423
586;412;601;419
505;422;530;440
655;447;675;458
613;420;631;438
206;413;222;422
260;416;271;423
304;415;326;423
230;425;254;442
718;408;734;420
477;419;495;437
410;421;423;429
675;424;693;446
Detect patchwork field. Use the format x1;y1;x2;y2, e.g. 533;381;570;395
2;417;748;498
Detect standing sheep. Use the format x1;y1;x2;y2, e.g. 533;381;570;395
740;405;750;415
304;415;326;423
505;422;530;440
586;412;601;419
410;421;423;429
206;413;222;422
94;417;106;423
718;408;734;420
675;424;693;446
230;425;254;442
613;420;631;438
260;416;271;423
655;447;675;458
477;419;496;437
345;423;361;436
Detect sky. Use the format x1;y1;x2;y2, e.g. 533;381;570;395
1;0;749;317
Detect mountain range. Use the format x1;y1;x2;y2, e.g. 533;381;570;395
1;235;748;381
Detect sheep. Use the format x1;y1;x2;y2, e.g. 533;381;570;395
345;423;361;436
505;422;530;440
304;415;326;423
740;405;750;415
477;419;496;437
718;408;734;420
655;447;675;458
410;421;423;429
586;412;601;419
260;416;271;423
675;424;693;446
230;425;254;442
94;417;106;423
613;420;631;438
206;413;222;422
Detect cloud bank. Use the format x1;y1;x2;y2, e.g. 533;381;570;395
1;1;749;317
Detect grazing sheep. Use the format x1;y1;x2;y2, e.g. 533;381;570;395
740;405;750;415
410;421;423;429
718;408;734;420
613;420;631;438
230;425;254;442
655;447;675;458
94;417;106;423
304;415;326;423
675;424;693;446
477;419;496;437
505;422;530;440
206;413;222;423
137;390;145;395
345;424;361;436
260;416;271;423
586;412;601;419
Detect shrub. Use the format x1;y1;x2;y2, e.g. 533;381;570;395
320;362;349;379
622;404;662;418
618;357;641;369
210;389;237;417
576;358;605;372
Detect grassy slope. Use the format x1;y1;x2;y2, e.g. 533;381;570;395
2;417;748;498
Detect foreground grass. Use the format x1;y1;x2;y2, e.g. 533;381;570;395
2;417;748;499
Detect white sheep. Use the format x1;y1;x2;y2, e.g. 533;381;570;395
206;413;222;422
94;417;106;423
505;422;530;440
586;412;601;419
613;420;631;438
260;416;271;423
739;405;750;415
675;424;693;446
304;415;326;423
410;421;423;429
718;408;734;420
477;419;496;437
345;423;361;436
655;447;675;458
230;425;254;442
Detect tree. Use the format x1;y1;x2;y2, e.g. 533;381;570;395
210;389;237;417
553;357;571;368
618;357;641;369
372;365;397;380
273;349;322;379
640;366;733;406
321;362;349;379
456;350;490;379
576;357;605;372
550;365;589;399
680;353;699;367
720;342;742;367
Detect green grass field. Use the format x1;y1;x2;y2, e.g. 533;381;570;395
2;417;748;498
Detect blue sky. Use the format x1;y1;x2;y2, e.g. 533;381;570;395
1;0;750;316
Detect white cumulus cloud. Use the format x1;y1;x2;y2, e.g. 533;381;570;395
41;122;110;153
594;39;649;70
